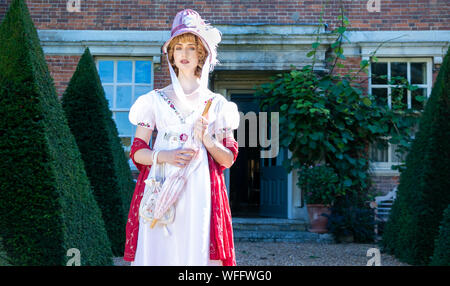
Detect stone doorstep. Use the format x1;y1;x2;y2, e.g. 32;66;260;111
234;230;334;244
232;217;309;231
231;217;334;243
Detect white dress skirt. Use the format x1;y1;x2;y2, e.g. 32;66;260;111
129;88;239;266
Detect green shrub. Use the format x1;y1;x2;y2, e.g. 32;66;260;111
430;204;450;266
324;193;376;243
62;47;135;256
298;164;345;205
0;0;113;265
381;46;450;265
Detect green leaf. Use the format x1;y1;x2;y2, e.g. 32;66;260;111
337;27;347;34
345;155;356;164
362;97;372;107
360;60;369;69
331;41;340;49
337;53;346;60
307;51;316;58
310;133;321;141
318;80;331;90
300;135;308;145
415;95;425;102
312;42;320;49
324;141;336;152
343;178;352;187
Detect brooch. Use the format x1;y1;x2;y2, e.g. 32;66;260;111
179;133;188;142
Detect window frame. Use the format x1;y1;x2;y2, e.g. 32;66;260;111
95;57;154;171
368;57;433;172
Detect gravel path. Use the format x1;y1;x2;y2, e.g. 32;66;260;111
113;241;409;266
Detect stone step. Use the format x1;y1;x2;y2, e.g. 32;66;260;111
233;230;334;243
232;217;309;232
231;217;334;243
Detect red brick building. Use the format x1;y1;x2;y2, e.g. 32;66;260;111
1;0;449;220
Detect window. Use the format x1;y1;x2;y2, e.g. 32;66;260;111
96;58;153;168
368;58;432;171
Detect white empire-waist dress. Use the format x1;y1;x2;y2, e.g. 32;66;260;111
128;87;239;266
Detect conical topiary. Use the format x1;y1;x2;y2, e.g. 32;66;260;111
0;0;113;265
62;47;134;256
381;46;450;265
430;204;450;266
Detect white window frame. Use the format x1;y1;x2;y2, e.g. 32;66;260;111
95;57;154;171
368;57;433;173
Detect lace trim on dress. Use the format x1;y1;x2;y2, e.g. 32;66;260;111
157;89;189;123
157;89;216;124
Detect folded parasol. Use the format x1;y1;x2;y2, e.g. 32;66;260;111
150;98;213;228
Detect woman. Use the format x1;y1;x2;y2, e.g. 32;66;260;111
123;9;240;266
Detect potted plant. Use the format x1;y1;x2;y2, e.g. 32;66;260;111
298;164;345;233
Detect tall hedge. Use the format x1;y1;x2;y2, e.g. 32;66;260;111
61;47;134;256
430;204;450;266
381;46;450;265
0;0;113;265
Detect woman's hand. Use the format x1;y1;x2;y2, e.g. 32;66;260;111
158;148;195;168
193;115;210;144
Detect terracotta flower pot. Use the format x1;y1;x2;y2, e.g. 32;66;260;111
306;204;331;234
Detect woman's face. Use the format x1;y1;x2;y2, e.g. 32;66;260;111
173;39;200;77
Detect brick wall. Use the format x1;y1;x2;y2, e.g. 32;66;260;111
332;56;370;90
1;0;449;31
45;55;80;96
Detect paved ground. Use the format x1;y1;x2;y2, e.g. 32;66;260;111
113;241;409;266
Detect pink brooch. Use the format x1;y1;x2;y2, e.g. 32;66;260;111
179;133;188;142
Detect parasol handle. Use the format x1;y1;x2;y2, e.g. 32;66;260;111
202;98;213;117
150;219;158;228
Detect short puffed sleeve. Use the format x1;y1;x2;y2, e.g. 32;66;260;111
129;91;156;130
214;97;240;136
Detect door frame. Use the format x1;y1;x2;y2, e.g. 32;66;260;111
212;70;293;218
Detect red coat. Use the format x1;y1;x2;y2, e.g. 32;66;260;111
123;136;238;266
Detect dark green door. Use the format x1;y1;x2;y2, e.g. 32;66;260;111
229;93;261;217
230;93;288;218
260;147;288;218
